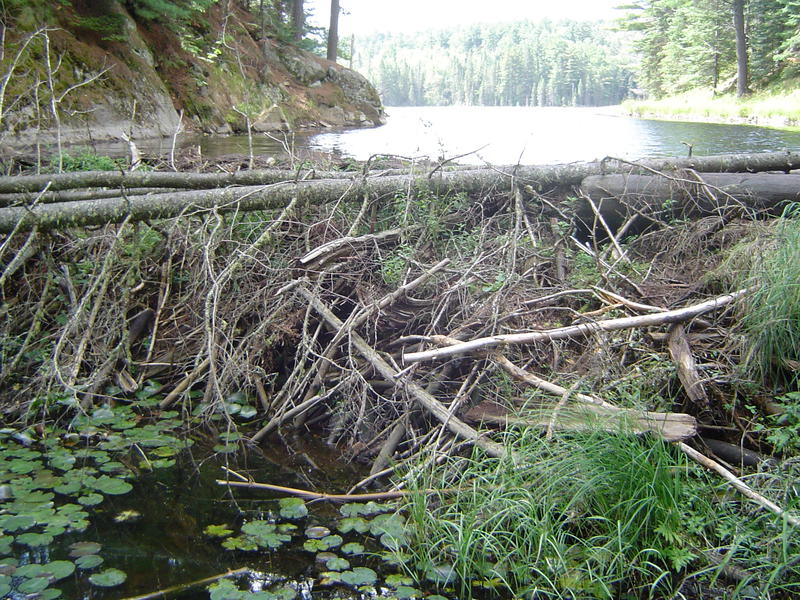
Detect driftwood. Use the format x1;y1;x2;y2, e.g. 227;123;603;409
2;152;799;233
464;400;696;442
492;355;696;441
403;289;748;363
667;324;709;407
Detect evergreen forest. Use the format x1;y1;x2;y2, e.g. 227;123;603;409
351;0;800;107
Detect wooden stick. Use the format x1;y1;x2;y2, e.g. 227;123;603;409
159;357;210;409
298;286;508;459
678;442;799;527
403;289;748;363
667;323;709;407
119;567;249;600
217;478;413;501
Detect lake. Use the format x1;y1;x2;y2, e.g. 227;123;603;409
183;106;800;165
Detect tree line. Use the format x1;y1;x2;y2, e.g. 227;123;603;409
350;20;636;107
618;0;800;98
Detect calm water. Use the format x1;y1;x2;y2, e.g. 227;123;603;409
306;106;800;165
115;106;800;165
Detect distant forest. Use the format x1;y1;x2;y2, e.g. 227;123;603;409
349;0;799;107
351;20;636;107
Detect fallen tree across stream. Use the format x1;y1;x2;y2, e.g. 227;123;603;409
0;151;798;232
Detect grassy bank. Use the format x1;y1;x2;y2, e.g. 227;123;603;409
623;87;800;130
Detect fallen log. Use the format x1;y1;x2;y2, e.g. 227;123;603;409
402;289;748;363
2;151;798;195
2;152;799;233
578;172;800;233
464;400;697;442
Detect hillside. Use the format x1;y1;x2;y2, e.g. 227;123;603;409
0;0;384;151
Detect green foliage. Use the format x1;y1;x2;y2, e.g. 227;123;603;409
124;0;217;23
353;20;635;107
50;150;124;172
735;205;800;386
617;0;800;97
753;392;800;453
72;14;128;42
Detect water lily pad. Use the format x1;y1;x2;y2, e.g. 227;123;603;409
303;534;342;552
379;550;411;566
0;581;9;597
278;497;308;519
89;568;127;587
340;501;394;517
54;480;82;495
69;541;101;557
92;476;133;495
425;564;456;585
48;454;76;472
241;521;291;549
151;459;176;469
17;576;50;594
204;524;233;538
42;560;75;580
75;554;104;570
15;563;45;578
38;588;62;600
369;513;407;537
323;556;350;571
78;493;103;506
392;586;421;599
16;532;54;547
305;526;330;539
8;459;38;474
212;444;238;454
337;516;369;534
341;542;365;555
221;535;258;551
385;574;415;588
0;514;35;532
340;566;378;587
0;535;12;554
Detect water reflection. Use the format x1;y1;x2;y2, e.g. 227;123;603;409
307;106;800;165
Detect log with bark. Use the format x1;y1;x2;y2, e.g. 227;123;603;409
1;151;798;233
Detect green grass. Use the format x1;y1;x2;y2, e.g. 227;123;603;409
399;424;800;599
623;88;800;130
719;205;800;388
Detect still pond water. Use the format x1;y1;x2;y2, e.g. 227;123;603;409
184;106;800;165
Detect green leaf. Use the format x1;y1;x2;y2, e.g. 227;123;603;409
340;501;394;517
278;497;308;519
75;554;104;570
324;556;350;571
78;493;104;506
17;576;50;594
339;566;377;587
16;532;54;547
42;560;75;580
341;542;365;555
221;535;258;551
69;541;102;557
385;573;414;588
91;477;133;495
204;524;234;538
393;586;421;599
337;517;369;534
89;568;127;587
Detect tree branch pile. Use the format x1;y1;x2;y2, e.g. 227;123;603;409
0;151;797;520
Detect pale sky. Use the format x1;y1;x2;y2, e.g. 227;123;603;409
306;0;623;35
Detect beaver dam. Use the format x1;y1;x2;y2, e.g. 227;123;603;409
0;150;799;599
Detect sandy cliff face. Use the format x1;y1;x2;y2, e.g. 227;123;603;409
0;1;384;150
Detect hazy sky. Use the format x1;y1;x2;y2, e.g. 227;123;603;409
306;0;623;35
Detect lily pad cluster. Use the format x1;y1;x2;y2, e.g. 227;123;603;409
210;497;426;599
0;393;192;598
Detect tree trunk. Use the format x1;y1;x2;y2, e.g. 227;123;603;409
579;172;800;229
326;0;339;62
733;0;749;97
291;0;304;42
2;152;799;233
